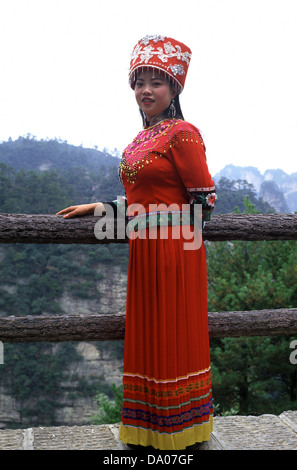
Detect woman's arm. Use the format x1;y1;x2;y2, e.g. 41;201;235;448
56;202;105;218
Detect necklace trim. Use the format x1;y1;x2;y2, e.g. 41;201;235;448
145;112;174;128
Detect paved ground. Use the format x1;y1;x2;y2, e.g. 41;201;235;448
1;411;297;450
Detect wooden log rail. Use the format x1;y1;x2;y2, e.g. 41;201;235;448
0;308;296;343
0;212;296;343
0;212;297;243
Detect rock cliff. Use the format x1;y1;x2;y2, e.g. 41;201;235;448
214;165;297;212
0;262;127;429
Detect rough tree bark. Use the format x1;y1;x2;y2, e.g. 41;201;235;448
0;308;296;343
0;213;296;244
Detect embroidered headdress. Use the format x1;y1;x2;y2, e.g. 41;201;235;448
129;35;192;93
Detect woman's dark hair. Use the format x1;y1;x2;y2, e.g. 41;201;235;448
172;94;184;120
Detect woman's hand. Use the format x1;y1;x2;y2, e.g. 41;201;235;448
56;203;104;218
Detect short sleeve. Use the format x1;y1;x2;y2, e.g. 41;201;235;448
168;123;217;221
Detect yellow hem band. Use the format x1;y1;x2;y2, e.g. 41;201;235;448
119;416;213;450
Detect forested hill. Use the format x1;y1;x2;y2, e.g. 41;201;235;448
0;136;124;214
0;135;275;215
0;135;120;172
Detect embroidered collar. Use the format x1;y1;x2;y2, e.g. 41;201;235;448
144;112;169;128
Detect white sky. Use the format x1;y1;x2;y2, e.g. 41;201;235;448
0;0;296;175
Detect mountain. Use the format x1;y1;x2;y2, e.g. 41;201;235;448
0;135;120;172
214;164;297;213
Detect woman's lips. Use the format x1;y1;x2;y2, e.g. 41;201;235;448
142;99;154;107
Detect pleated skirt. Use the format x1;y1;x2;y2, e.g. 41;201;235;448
119;225;213;450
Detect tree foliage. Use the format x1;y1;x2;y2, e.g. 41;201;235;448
91;384;123;425
1;342;81;424
207;197;297;416
0;139;128;427
214;177;274;214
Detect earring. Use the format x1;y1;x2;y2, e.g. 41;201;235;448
169;99;176;118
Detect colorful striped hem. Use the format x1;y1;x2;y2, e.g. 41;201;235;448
121;366;213;449
121;399;212;428
123;388;212;411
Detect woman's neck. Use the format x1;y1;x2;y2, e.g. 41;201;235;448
145;111;170;128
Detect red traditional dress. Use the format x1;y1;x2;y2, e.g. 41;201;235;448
117;117;216;450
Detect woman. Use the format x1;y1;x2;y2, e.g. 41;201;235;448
57;35;216;450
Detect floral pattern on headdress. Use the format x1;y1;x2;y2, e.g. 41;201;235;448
129;35;192;93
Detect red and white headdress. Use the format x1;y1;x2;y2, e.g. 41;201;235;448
129;35;192;93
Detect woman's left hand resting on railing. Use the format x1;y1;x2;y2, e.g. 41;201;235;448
56;203;105;218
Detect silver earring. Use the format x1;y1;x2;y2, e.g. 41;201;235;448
169;99;176;118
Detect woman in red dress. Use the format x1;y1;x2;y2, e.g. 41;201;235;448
57;35;216;450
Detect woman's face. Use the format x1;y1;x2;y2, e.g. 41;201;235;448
134;70;177;122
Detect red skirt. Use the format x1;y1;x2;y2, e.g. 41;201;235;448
119;226;213;450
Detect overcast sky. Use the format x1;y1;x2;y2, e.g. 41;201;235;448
0;0;296;175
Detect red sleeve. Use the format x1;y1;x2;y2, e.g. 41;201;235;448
168;121;217;221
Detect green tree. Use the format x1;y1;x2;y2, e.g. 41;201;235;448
91;384;123;424
215;178;274;214
0;343;81;426
207;197;297;415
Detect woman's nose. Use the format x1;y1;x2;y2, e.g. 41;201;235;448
142;85;152;94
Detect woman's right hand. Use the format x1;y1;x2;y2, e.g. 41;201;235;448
56;203;104;218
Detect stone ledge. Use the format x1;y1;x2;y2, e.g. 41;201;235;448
1;411;297;450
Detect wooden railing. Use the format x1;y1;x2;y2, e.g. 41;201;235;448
0;212;296;244
0;212;296;343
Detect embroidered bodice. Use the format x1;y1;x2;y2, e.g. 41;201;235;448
118;118;216;222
